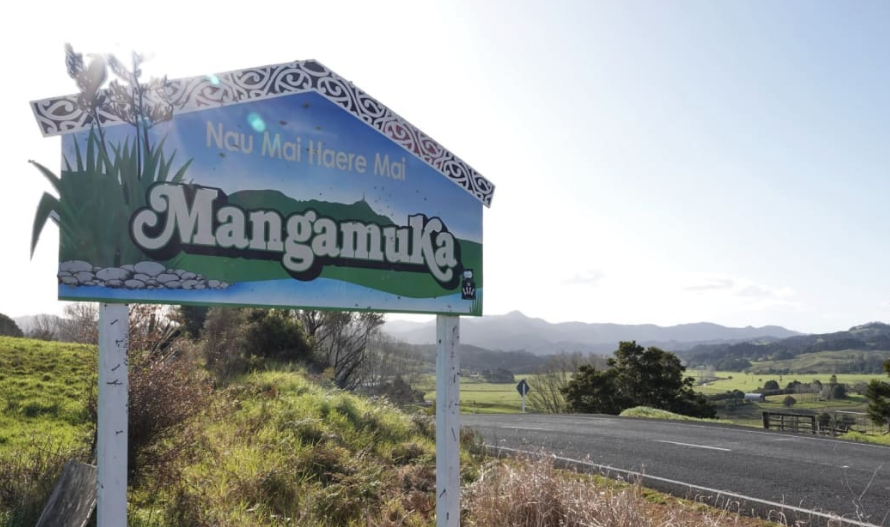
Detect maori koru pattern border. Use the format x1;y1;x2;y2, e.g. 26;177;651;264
31;60;494;207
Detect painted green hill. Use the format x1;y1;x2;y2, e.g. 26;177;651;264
175;189;482;299
227;190;396;226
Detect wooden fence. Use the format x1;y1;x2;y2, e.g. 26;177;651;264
762;412;817;434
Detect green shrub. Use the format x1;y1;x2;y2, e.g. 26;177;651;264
243;309;311;362
201;308;250;381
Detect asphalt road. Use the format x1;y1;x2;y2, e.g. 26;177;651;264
463;414;890;526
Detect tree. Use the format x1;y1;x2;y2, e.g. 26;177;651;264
128;304;181;355
27;315;59;341
57;302;98;344
242;309;311;362
312;311;385;389
174;305;209;339
528;352;604;414
0;313;23;338
201;308;250;380
782;395;797;408
830;383;847;400
481;368;515;383
359;332;425;390
763;380;780;391
866;359;890;434
562;341;715;418
561;365;626;415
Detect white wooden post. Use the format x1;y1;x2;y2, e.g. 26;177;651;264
521;392;526;413
436;315;460;527
97;303;128;526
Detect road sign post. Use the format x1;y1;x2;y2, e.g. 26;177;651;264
436;315;461;527
97;303;128;526
516;379;530;413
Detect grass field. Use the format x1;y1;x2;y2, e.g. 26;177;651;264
0;336;95;455
416;369;888;434
688;370;884;395
419;374;540;414
747;349;890;373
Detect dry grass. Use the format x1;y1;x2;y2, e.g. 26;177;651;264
463;454;776;527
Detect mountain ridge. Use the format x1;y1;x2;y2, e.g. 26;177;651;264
384;311;802;355
682;320;890;372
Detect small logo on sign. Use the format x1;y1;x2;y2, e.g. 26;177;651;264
461;269;476;300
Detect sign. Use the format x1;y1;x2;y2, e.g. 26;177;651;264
31;49;495;527
31;59;495;316
516;379;530;396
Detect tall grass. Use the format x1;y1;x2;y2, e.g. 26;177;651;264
0;337;95;453
463;455;770;527
839;431;890;446
0;440;90;527
620;406;733;424
128;369;443;526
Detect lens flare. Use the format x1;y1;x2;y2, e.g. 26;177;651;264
247;112;266;133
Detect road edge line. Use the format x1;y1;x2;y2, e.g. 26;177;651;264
486;444;883;527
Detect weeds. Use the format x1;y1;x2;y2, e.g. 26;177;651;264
0;440;89;527
463;454;775;527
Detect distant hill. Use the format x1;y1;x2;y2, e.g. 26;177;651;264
384;311;801;355
13;314;63;334
683;321;890;373
407;342;548;374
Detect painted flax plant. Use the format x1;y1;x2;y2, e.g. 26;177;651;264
31;44;191;268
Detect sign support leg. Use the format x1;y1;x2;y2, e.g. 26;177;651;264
521;393;526;413
436;315;460;527
97;303;128;527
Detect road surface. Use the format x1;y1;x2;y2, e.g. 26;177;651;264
463;414;890;526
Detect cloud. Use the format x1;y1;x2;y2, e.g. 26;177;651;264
736;284;773;298
684;278;734;291
736;284;794;299
563;269;605;287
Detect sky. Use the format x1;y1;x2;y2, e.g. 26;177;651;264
1;1;888;334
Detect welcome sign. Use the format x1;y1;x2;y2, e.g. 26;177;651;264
31;60;494;315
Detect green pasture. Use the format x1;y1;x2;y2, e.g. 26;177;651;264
0;336;95;456
421;375;537;414
689;370;883;395
418;369;887;424
748;349;890;373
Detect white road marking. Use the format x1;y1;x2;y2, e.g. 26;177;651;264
499;426;551;431
489;445;882;527
656;440;731;452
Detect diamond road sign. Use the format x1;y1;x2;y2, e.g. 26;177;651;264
516;379;530;396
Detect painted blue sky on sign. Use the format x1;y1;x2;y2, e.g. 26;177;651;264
65;91;482;244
